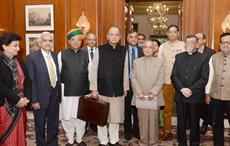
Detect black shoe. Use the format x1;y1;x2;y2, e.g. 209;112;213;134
124;133;131;141
109;142;120;146
133;132;140;139
200;123;208;135
77;141;87;146
65;143;74;146
99;144;107;146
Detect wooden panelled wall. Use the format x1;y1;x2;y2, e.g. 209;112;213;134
0;0;125;59
0;0;230;59
182;0;230;51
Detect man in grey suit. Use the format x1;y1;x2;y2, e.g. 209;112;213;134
171;35;209;146
131;40;164;146
26;32;61;146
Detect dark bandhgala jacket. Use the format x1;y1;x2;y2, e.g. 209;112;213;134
171;51;209;103
61;48;90;96
97;43;127;97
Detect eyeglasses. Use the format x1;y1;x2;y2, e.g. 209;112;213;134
220;41;230;45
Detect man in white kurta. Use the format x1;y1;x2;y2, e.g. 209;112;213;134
58;29;90;146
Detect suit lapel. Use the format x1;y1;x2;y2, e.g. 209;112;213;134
38;50;49;74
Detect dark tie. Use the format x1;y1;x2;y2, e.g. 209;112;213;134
131;48;136;69
90;48;94;60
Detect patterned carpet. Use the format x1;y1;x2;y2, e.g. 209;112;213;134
26;119;230;146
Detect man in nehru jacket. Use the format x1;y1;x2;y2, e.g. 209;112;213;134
205;32;230;146
90;26;129;146
171;35;209;146
58;28;89;146
195;32;215;135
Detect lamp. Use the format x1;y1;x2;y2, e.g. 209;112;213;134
76;12;90;35
222;11;230;33
146;4;169;34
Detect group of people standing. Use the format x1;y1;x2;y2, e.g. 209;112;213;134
0;24;229;146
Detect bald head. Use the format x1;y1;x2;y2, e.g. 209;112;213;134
39;32;53;52
107;26;121;45
86;33;97;48
143;40;155;57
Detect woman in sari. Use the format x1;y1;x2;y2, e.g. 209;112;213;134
0;32;30;146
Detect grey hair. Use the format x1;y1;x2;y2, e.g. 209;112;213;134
85;33;97;40
39;32;53;41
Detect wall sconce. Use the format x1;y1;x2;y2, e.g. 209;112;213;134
76;12;90;35
222;11;230;33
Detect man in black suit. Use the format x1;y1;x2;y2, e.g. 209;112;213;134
124;29;143;141
195;33;215;135
171;35;209;146
26;32;61;146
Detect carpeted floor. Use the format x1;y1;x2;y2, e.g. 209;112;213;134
26;119;230;146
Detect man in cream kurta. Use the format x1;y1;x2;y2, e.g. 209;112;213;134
90;27;129;146
157;25;185;139
131;40;164;146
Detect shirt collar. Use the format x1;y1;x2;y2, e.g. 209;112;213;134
129;45;137;51
87;46;96;51
41;48;51;57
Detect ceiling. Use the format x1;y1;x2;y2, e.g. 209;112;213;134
128;1;182;15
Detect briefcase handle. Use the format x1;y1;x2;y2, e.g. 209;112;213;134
80;95;99;101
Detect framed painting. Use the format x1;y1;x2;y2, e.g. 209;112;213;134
25;33;54;55
25;4;54;31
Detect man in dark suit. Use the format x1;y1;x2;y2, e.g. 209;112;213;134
195;33;215;135
124;29;143;141
26;32;61;146
171;35;209;146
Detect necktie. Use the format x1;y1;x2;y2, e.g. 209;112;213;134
131;48;136;69
46;54;57;88
90;48;94;60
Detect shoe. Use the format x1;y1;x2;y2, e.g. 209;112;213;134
65;143;74;146
200;123;208;135
99;144;107;146
77;141;87;146
133;133;140;139
161;132;173;140
124;133;131;141
109;142;120;146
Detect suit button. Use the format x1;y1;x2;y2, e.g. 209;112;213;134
222;77;224;80
221;85;224;87
185;76;188;79
223;70;226;72
186;69;189;72
224;63;227;65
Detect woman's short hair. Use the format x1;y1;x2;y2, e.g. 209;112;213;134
0;32;21;50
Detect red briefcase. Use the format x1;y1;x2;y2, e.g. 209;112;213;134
77;96;109;126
